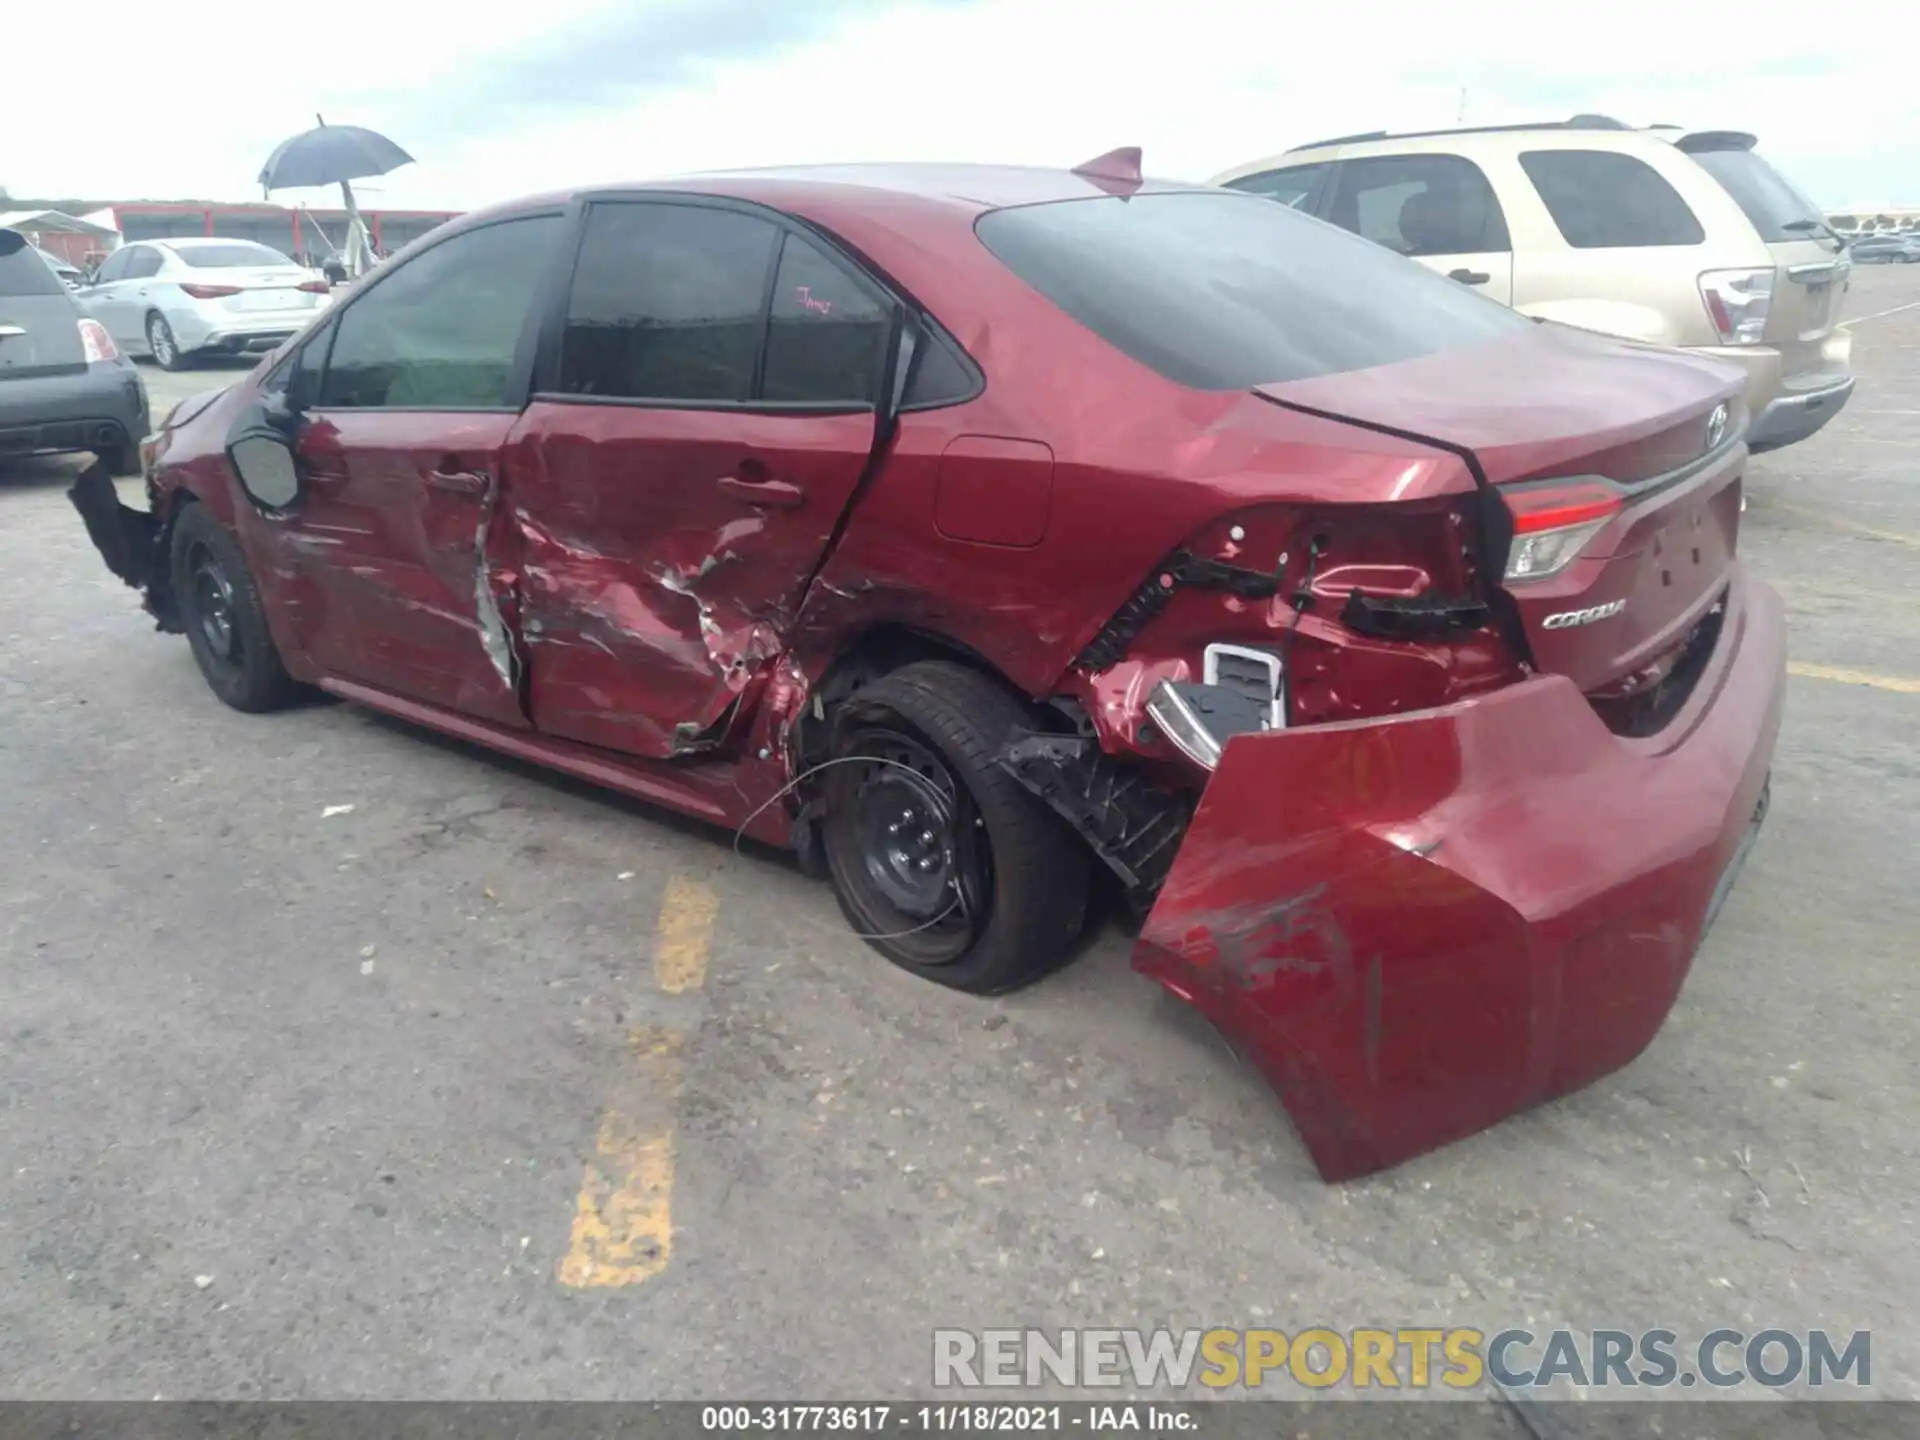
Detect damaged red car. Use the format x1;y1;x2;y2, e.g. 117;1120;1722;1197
71;153;1783;1181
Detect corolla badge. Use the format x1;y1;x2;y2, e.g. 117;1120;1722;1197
1543;599;1627;629
1706;402;1729;452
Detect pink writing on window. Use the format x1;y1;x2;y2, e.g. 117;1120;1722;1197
794;285;834;316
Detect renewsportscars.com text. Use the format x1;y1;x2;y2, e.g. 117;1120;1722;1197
932;1327;1872;1392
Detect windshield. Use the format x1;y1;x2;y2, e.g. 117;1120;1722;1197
176;242;295;268
1687;148;1829;244
974;191;1530;390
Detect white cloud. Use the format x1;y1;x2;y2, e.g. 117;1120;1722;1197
3;0;1910;211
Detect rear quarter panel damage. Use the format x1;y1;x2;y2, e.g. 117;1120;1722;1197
1135;572;1783;1180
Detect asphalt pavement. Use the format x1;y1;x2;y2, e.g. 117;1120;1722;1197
3;271;1917;1401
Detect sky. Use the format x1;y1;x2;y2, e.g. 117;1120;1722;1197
2;0;1911;214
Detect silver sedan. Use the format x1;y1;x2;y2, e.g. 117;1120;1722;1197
77;237;332;371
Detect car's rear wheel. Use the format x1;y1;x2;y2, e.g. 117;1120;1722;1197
819;661;1091;995
146;312;191;371
169;502;299;712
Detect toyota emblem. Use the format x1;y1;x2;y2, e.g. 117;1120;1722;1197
1707;402;1729;452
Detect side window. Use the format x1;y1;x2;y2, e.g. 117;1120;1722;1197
123;247;163;279
1222;163;1328;211
900;329;979;410
1326;155;1510;257
318;215;561;409
266;319;333;411
760;232;891;405
95;248;132;283
558;203;778;403
1519;150;1706;248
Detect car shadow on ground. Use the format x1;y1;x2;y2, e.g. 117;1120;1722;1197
347;700;1131;965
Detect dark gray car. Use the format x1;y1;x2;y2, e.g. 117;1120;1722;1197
1;228;150;474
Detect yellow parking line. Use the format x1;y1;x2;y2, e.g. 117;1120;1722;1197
1769;501;1920;550
1789;662;1920;695
558;874;718;1288
1840;299;1920;328
655;873;719;994
558;1028;685;1287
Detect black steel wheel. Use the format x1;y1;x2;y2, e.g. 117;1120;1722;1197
819;661;1092;994
168;501;300;712
825;725;989;968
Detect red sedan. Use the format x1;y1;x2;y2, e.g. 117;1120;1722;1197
71;151;1783;1180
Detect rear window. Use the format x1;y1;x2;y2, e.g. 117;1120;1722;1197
1686;146;1827;243
0;243;67;297
1519;150;1706;248
176;242;293;268
973;191;1529;390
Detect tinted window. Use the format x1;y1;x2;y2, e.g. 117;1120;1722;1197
975;191;1529;390
761;232;890;404
319;215;560;409
94;248;131;283
1687;147;1827;243
901;330;977;409
559;203;777;403
1222;163;1327;210
1519;150;1705;248
0;240;67;297
1326;154;1510;256
123;248;163;279
177;241;294;268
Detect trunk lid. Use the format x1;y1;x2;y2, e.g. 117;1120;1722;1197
1257;322;1746;699
0;237;86;379
214;268;324;313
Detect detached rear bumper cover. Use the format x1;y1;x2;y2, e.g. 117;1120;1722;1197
1133;564;1784;1181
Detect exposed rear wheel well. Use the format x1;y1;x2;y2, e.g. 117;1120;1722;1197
793;624;1069;773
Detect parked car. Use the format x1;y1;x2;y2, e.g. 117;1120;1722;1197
1;228;149;474
1213;115;1854;454
36;248;86;290
77;237;332;372
69;160;1783;1180
1848;233;1920;263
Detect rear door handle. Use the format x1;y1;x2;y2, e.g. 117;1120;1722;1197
427;468;489;496
716;474;804;509
1448;269;1491;285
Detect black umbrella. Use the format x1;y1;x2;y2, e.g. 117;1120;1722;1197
259;114;414;277
259;115;413;193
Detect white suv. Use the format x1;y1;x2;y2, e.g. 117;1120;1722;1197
1213;115;1854;453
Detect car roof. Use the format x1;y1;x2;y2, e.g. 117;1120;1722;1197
1211;117;1747;186
157;236;288;249
461;162;1211;229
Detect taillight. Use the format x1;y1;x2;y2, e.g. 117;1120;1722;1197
77;318;119;363
297;280;329;294
180;282;242;300
1698;268;1773;345
1502;480;1624;583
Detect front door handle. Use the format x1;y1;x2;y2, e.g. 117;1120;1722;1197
426;468;488;496
717;474;804;509
1448;268;1491;285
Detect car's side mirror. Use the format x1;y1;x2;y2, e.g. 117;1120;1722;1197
226;399;301;510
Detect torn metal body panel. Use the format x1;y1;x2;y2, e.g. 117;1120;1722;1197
507;402;878;759
1132;566;1783;1181
249;409;531;728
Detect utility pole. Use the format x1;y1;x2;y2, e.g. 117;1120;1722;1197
1457;86;1468;124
